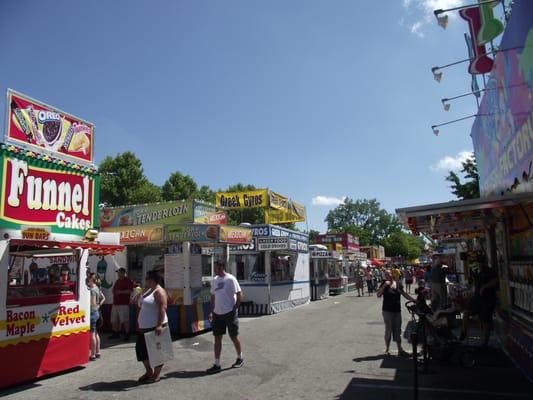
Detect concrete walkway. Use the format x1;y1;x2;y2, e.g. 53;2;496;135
1;293;531;399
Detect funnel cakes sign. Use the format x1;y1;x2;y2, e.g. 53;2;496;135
6;90;94;164
0;155;96;234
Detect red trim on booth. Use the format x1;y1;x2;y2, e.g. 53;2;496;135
9;239;123;254
0;331;90;389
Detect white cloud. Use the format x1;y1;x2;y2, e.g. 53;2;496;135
430;150;473;172
410;21;425;38
312;196;346;206
402;0;465;38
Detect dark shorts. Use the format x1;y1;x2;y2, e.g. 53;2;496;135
467;296;496;322
212;310;239;337
90;310;99;333
135;324;167;363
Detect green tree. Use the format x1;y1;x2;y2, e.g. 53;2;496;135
446;154;480;200
162;172;198;201
308;229;320;243
224;184;265;225
99;151;161;206
195;185;216;203
383;231;424;260
406;234;424;261
325;198;402;244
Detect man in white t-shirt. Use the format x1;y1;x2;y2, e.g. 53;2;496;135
206;261;243;373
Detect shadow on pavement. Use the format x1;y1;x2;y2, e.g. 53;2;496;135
338;345;533;400
164;368;231;379
79;379;138;392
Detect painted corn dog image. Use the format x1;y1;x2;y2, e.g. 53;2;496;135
11;101;34;142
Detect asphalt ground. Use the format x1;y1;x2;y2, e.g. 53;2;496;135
2;292;532;400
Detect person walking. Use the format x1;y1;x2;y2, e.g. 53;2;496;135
136;270;168;384
364;267;374;296
376;270;414;356
355;271;364;297
404;267;414;294
88;273;105;361
206;261;243;373
109;267;134;341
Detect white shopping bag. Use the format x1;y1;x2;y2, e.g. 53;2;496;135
144;327;174;368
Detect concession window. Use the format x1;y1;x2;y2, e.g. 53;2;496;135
6;240;123;307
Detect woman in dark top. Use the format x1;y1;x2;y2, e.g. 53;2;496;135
460;262;498;346
376;270;415;356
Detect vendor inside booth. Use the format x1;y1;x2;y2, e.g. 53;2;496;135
230;224;310;315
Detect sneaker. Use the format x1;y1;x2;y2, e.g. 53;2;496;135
206;364;221;374
232;358;244;368
108;333;120;339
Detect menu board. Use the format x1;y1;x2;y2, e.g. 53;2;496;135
190;254;202;288
164;254;184;289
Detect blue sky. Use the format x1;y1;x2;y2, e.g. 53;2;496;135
1;0;490;231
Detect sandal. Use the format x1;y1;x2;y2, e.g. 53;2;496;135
398;349;411;357
145;377;160;384
137;374;152;383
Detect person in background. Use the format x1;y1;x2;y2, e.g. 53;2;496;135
423;265;432;289
109;267;134;341
136;270;168;384
392;265;403;287
404;267;414;294
207;261;243;373
460;260;499;346
430;255;448;311
355;271;364;297
376;270;415;356
364;267;374;296
88;273;105;361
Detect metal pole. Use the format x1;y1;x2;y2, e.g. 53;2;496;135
411;330;419;400
422;320;429;373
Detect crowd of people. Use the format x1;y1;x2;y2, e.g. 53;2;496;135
85;253;498;380
368;254;499;356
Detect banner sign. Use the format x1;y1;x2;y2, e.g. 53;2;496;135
269;191;289;210
105;225;163;245
219;226;252;245
251;225;308;252
229;238;257;253
193;200;228;225
257;237;290;251
193;201;227;225
6;90;94;164
471;0;533;196
0;155;96;235
265;208;305;224
166;224;219;243
315;233;359;251
100;200;192;228
215;189;268;209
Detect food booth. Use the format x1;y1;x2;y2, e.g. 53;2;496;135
397;1;533;381
100;201;252;336
230;224;310;315
313;232;362;294
308;245;341;300
0;90;122;388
